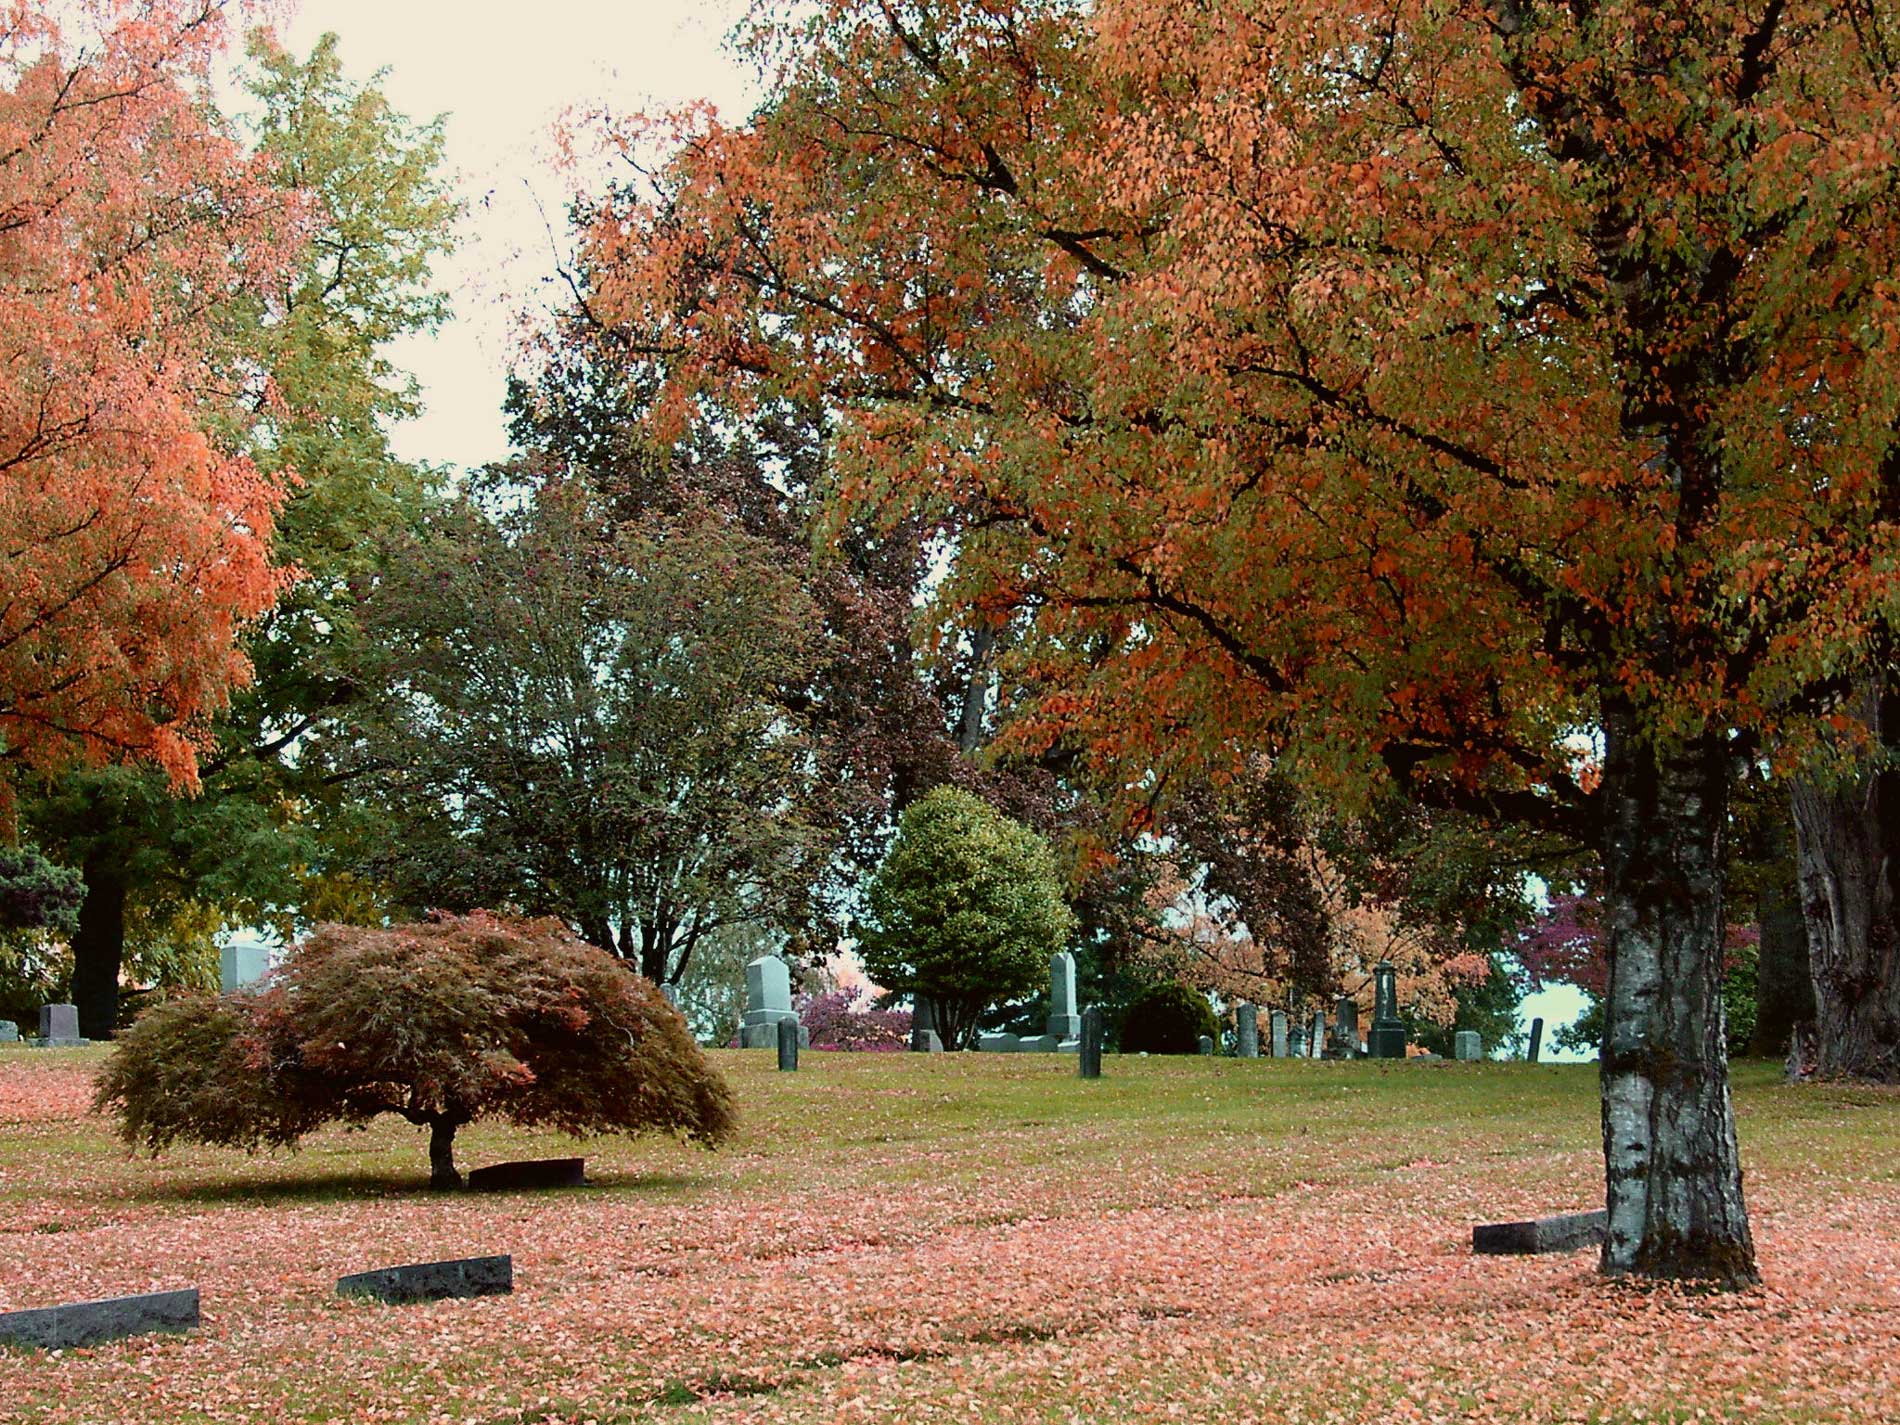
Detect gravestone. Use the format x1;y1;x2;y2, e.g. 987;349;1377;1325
1197;1034;1215;1056
467;1158;585;1192
36;1003;82;1047
1236;1003;1260;1058
1047;951;1082;1041
1454;1030;1483;1061
909;996;943;1053
1527;1016;1545;1063
1288;1015;1307;1059
739;955;806;1049
219;940;270;994
1367;961;1408;1059
1079;1005;1103;1079
1309;1010;1329;1060
0;1020;18;1043
337;1254;513;1304
1269;1009;1289;1058
0;1288;198;1350
977;1032;1021;1052
1472;1209;1606;1255
777;1017;799;1071
1334;996;1361;1057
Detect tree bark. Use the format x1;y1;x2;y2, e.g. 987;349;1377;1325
1790;682;1900;1082
1597;707;1758;1288
427;1116;463;1191
71;849;128;1040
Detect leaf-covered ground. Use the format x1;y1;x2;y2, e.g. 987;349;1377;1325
1;1048;1896;1423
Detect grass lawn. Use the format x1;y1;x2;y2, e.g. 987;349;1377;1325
2;1047;1897;1423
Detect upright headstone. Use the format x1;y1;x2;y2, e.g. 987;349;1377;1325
910;995;944;1053
1454;1030;1483;1061
219;941;270;994
1527;1017;1545;1064
0;1020;18;1043
1288;1014;1307;1059
1079;1005;1103;1079
1046;951;1081;1041
777;1017;799;1071
36;1003;82;1047
1334;996;1361;1057
1269;1008;1289;1058
1368;960;1407;1059
1309;1010;1329;1060
1197;1034;1215;1056
739;955;805;1049
1236;1003;1260;1058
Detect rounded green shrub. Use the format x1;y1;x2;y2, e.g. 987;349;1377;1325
1119;980;1218;1055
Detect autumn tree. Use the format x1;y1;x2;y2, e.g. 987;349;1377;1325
0;0;294;796
350;475;833;983
24;29;457;1037
95;913;736;1188
855;785;1076;1049
576;0;1900;1288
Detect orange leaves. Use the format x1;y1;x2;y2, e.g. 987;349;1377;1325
0;2;299;795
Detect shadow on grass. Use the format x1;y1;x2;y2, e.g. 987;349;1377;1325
128;1168;707;1209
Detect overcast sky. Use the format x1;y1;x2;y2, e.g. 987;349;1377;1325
269;0;758;472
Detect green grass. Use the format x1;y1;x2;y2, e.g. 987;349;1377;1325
1;1048;1896;1423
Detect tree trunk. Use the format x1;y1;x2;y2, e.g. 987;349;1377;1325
71;849;128;1040
427;1116;463;1190
957;624;995;755
1597;708;1757;1288
1790;682;1900;1082
1749;798;1812;1059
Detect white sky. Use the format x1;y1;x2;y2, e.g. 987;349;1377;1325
270;0;760;473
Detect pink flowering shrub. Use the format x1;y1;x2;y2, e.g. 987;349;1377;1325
798;989;911;1052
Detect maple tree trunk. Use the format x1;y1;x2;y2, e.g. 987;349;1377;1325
71;851;128;1040
1597;708;1757;1288
427;1116;463;1191
1789;684;1900;1082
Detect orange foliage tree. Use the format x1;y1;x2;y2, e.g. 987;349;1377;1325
575;0;1900;1289
0;1;295;794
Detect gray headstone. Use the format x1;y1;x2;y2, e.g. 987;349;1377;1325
337;1254;512;1304
0;1020;19;1043
1472;1210;1607;1255
1368;960;1407;1059
1527;1016;1545;1063
219;941;270;994
744;955;793;1015
740;954;801;1046
1454;1030;1483;1061
1016;1033;1061;1053
1046;951;1081;1039
1236;1003;1259;1058
1334;996;1360;1057
1197;1034;1215;1056
1309;1010;1328;1060
466;1158;584;1192
977;1032;1021;1052
36;1003;81;1046
0;1288;199;1351
1269;1009;1288;1058
910;996;942;1051
1079;1004;1103;1079
777;1017;799;1071
1288;1015;1307;1058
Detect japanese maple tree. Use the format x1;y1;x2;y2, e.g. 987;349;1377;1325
0;1;296;795
95;912;737;1188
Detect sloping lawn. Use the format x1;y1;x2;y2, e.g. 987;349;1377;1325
2;1046;1896;1423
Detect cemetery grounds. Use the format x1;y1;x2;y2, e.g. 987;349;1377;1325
2;1047;1898;1424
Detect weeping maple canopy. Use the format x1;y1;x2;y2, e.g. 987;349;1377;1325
575;0;1900;1288
0;1;296;793
95;912;738;1188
